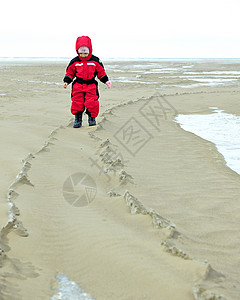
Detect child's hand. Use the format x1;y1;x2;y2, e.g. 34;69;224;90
63;82;68;89
106;81;111;88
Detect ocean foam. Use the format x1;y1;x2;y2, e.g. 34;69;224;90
51;274;95;300
175;109;240;175
184;71;240;75
11;79;62;86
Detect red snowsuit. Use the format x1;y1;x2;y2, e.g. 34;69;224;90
63;36;109;117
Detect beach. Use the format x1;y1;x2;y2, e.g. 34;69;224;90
0;59;240;299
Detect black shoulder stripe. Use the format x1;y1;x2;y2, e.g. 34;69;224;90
90;55;99;62
66;56;80;70
90;55;104;67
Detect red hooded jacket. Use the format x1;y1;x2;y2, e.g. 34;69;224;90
63;36;109;84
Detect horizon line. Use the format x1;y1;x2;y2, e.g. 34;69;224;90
1;57;240;60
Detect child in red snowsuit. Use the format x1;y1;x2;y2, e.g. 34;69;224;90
63;36;111;127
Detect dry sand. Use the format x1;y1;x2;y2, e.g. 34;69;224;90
0;59;240;299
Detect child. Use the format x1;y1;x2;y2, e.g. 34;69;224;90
63;36;111;128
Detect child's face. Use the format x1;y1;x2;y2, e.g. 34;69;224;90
78;47;89;58
79;53;88;58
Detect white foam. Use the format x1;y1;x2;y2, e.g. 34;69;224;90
182;65;194;68
0;57;70;62
175;109;240;175
51;274;95;300
161;74;240;88
176;81;238;88
11;79;62;85
184;78;238;87
192;78;238;83
184;71;240;75
111;77;156;84
180;75;240;79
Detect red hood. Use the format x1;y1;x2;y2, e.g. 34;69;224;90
75;36;92;61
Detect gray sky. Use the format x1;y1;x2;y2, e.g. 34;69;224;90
1;0;240;58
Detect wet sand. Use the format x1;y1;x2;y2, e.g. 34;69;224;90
0;59;240;299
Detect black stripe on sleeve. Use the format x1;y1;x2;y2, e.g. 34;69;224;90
63;76;73;84
100;75;109;83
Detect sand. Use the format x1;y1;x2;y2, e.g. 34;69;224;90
0;59;240;299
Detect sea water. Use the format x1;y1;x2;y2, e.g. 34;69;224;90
51;274;95;300
1;57;240;88
175;108;240;175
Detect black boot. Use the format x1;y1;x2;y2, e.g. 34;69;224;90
88;115;96;126
73;111;82;128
